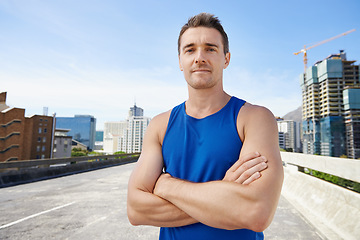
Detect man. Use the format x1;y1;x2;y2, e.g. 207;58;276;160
127;13;283;240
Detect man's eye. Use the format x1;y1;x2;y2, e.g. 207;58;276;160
185;49;193;53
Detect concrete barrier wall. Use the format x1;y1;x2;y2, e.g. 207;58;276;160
281;152;360;182
281;153;360;240
0;156;138;188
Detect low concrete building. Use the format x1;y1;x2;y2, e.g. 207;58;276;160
53;129;72;158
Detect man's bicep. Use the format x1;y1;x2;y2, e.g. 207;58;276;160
130;149;163;193
240;106;283;179
128;115;167;193
240;118;283;186
241;108;283;202
236;106;283;229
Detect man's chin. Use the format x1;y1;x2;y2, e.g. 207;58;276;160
188;81;216;90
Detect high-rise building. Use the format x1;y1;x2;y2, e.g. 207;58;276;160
121;115;151;153
129;103;144;117
93;130;104;151
103;104;150;154
103;121;127;153
278;132;285;150
0;92;55;161
104;121;128;138
277;119;297;152
56;115;96;151
343;87;360;159
95;131;104;142
300;50;360;157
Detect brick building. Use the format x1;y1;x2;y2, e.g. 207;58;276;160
0;92;54;162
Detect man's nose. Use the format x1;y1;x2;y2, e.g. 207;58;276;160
194;50;206;64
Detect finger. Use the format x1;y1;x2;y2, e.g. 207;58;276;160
242;172;261;185
230;156;267;181
225;156;266;182
228;151;261;172
234;160;268;184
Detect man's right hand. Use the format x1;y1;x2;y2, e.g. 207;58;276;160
223;152;268;185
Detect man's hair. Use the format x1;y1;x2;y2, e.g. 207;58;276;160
178;13;229;55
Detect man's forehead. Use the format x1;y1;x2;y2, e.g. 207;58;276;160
180;27;223;47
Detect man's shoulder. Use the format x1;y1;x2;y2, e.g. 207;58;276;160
237;102;276;138
147;110;172;144
150;101;184;129
152;110;172;125
240;102;274;119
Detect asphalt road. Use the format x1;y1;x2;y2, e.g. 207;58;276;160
0;163;326;240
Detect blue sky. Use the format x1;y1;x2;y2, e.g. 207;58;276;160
1;0;360;130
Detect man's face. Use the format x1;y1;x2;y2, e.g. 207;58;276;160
178;27;230;90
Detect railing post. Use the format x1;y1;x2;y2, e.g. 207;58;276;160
298;166;305;173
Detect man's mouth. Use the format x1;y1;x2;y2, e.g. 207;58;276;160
192;69;211;73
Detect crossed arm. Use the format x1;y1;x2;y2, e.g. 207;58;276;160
127;104;283;232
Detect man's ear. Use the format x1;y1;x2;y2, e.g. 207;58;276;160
179;55;183;71
224;52;231;69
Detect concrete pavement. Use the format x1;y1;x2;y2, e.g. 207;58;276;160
0;162;327;239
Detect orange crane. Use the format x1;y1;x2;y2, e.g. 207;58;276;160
294;29;356;72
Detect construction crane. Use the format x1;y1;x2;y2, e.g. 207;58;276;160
294;29;356;72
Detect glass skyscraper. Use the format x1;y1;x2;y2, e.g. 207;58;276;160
300;50;359;157
56;115;96;151
343;88;360;158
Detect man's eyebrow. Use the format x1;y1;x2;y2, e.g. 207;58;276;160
205;43;219;48
183;43;195;50
182;43;219;50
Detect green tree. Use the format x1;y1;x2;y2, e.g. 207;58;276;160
71;147;88;157
114;151;125;155
114;151;126;159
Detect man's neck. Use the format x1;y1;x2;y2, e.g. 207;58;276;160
185;87;231;119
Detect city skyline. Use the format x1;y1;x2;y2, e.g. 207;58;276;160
1;0;360;130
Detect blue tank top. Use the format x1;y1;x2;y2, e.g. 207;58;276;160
160;96;264;240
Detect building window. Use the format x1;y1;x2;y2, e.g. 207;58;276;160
37;146;41;152
42;146;46;152
41;154;45;159
44;128;47;133
38;128;42;134
38;137;41;142
43;137;46;143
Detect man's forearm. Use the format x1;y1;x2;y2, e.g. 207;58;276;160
127;186;198;227
154;174;269;231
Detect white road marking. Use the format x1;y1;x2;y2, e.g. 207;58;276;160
0;202;76;230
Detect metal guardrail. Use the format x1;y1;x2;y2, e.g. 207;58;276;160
281;152;360;183
0;153;140;170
